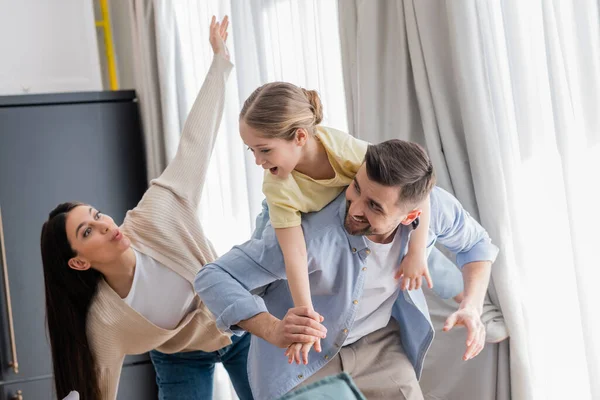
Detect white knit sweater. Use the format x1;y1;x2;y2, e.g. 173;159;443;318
86;54;233;400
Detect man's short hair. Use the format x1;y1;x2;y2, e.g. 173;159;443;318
364;139;436;209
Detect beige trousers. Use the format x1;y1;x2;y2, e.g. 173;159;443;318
297;319;424;400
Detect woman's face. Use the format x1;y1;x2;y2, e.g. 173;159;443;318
65;205;131;270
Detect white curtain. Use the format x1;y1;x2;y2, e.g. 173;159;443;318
130;0;346;252
338;1;600;399
129;0;346;398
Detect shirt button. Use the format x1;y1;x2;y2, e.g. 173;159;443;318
298;374;304;379
324;355;329;360
365;249;371;255
343;328;348;334
353;300;359;305
362;267;367;271
352;247;357;253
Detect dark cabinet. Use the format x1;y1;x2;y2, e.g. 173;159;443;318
0;91;156;399
2;377;54;400
117;364;159;400
1;364;156;400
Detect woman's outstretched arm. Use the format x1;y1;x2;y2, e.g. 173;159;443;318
153;16;233;206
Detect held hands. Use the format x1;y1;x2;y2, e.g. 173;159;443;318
268;307;326;350
274;307;326;365
443;305;486;361
209;15;230;60
394;251;433;291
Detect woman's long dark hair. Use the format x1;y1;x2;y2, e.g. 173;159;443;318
40;202;102;400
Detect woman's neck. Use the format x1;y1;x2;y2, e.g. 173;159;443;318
295;133;335;180
97;247;137;298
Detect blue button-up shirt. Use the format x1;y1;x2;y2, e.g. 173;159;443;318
195;187;499;400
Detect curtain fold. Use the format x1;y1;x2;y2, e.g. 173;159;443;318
129;0;167;181
338;1;600;399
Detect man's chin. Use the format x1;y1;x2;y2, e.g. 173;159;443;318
344;218;371;236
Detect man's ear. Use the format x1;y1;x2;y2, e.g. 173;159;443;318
401;209;422;226
68;257;92;271
295;128;309;146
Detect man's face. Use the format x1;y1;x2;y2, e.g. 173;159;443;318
344;164;422;243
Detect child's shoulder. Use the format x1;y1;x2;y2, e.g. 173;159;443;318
316;126;370;164
316;125;352;144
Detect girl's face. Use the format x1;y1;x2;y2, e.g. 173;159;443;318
240;120;306;179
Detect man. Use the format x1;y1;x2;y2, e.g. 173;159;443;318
195;140;499;400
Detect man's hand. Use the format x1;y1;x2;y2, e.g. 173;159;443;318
394;252;433;291
266;307;327;349
443;305;486;361
209;15;230;60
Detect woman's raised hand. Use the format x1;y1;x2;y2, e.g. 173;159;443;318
209;15;230;60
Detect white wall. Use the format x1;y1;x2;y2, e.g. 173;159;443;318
0;0;102;95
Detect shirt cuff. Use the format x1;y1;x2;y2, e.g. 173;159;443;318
456;241;499;268
213;52;234;72
216;295;268;335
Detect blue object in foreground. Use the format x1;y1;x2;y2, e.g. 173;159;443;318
277;372;366;400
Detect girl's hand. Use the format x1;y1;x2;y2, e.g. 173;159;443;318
395;251;433;291
284;340;318;365
209;15;230;60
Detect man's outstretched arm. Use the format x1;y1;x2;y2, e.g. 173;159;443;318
195;239;326;347
429;187;499;360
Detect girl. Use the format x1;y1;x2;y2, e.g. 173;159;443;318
40;17;252;400
239;83;433;365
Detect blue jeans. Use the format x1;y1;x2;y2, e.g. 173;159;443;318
150;333;253;400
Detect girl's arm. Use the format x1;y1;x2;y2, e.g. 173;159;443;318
399;194;433;290
276;226;313;310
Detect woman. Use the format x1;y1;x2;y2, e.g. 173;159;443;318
40;16;252;400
